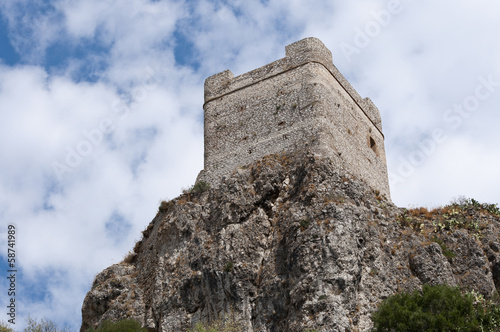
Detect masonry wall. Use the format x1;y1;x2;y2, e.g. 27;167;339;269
197;37;391;199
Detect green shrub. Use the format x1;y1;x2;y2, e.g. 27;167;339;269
479;304;500;331
183;181;210;194
23;316;71;332
158;200;174;212
299;219;310;229
451;197;500;217
0;321;14;332
371;284;480;331
224;261;234;272
188;312;241;332
475;293;500;331
86;319;147;332
188;308;243;332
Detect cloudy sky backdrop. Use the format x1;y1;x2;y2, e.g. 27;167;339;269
1;0;499;330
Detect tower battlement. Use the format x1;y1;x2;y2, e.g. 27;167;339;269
197;37;391;199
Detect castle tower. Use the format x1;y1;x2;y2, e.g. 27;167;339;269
197;37;391;199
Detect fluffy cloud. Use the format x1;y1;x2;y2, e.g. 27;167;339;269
311;1;500;206
0;1;203;328
0;61;204;328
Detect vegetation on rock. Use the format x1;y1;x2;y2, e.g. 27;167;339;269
23;316;71;332
86;319;147;332
182;181;210;194
0;321;14;332
371;284;500;331
188;312;241;332
399;196;500;237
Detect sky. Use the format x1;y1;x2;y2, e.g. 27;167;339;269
0;0;499;330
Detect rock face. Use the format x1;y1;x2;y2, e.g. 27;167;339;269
81;153;500;332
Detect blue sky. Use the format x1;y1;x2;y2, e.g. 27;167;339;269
1;0;500;330
0;14;19;65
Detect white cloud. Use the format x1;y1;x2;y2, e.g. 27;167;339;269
311;0;500;207
391;136;500;208
0;63;204;328
0;2;201;328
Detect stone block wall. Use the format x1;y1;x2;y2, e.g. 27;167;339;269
197;37;391;199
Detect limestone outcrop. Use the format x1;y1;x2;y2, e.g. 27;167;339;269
81;153;500;332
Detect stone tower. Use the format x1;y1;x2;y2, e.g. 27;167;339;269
197;37;391;199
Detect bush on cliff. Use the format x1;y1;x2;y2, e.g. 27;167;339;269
23;316;71;332
0;321;14;332
182;181;210;194
188;310;241;332
371;284;499;331
86;319;147;332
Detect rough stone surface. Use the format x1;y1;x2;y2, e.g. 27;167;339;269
197;37;391;200
81;264;149;331
409;243;457;286
81;153;500;332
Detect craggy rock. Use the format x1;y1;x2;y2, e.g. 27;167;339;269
81;264;149;331
409;243;456;286
81;153;500;332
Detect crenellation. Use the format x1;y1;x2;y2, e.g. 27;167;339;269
204;69;234;101
198;37;391;199
284;36;333;68
205;37;334;105
361;97;383;133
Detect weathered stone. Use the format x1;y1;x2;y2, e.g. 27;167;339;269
81;263;149;331
81;153;500;332
197;37;391;200
409;242;457;286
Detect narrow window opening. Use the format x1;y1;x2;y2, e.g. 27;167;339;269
369;137;378;155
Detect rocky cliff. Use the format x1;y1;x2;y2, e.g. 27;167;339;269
81;152;500;332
